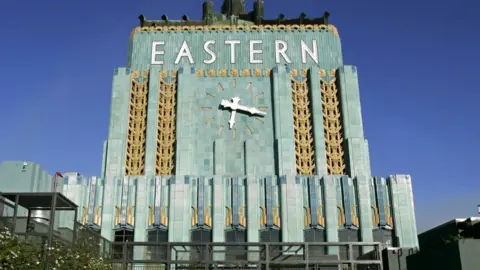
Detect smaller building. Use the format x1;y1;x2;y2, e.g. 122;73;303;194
0;161;61;224
0;161;54;193
382;217;480;270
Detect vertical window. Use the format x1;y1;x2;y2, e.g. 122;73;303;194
225;230;247;261
190;230;212;261
113;229;134;260
259;229;281;242
260;229;282;255
304;229;327;256
373;229;393;247
147;230;168;260
191;230;212;242
338;229;360;260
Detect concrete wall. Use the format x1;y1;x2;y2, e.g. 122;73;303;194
0;161;59;224
0;161;53;193
458;239;480;270
405;221;480;270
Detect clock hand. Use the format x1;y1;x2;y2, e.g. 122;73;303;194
221;100;266;116
228;111;236;129
236;104;267;115
221;99;239;129
248;107;267;116
220;97;266;130
220;99;233;109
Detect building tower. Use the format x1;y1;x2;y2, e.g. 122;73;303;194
0;0;419;264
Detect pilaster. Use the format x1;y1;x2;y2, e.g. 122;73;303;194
105;67;132;179
308;66;328;176
244;137;257;175
337;66;371;178
101;177;120;241
279;175;303;242
355;175;374;252
134;176;149;260
214;139;227;175
168;176;191;242
144;67;160;176
59;178;87;228
175;66;196;175
102;67;132;241
272;65;296;175
323;175;339;255
212;175;225;261
345;138;371;178
101;141;107;179
337;66;364;140
246;176;260;261
388;175;419;248
79;177;89;224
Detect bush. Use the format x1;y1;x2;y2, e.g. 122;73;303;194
0;229;43;269
0;228;112;270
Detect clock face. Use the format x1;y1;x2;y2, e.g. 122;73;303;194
198;78;270;140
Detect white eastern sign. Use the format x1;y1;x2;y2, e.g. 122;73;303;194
150;40;319;65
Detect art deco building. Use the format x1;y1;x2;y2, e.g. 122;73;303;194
0;0;419;262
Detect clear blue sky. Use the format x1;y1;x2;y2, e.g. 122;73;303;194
0;0;479;233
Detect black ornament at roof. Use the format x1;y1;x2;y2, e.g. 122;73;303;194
137;0;330;27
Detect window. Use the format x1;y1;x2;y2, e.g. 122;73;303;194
190;230;212;261
260;229;281;242
304;229;327;256
338;229;360;260
225;230;247;261
260;229;282;254
113;229;134;260
147;230;168;260
373;229;394;247
191;230;212;243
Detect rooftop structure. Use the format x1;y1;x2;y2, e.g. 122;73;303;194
138;0;329;27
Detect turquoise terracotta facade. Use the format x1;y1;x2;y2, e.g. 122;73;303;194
0;4;419;261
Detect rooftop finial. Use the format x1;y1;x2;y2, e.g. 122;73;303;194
136;1;332;28
221;0;246;16
138;14;146;27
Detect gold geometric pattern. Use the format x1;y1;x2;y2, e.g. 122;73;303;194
291;75;316;175
351;205;359;227
191;205;212;228
130;24;339;39
195;68;272;77
385;205;393;227
337;206;346;226
155;71;177;176
225;205;247;227
125;71;149;176
303;206;325;228
321;69;346;175
371;205;380;226
259;205;281;228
